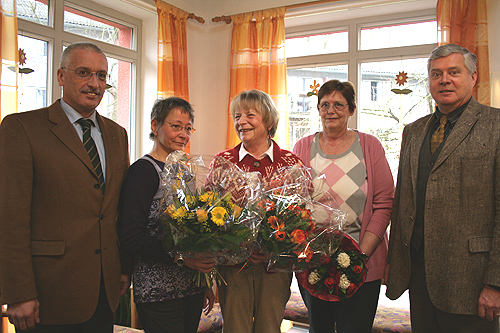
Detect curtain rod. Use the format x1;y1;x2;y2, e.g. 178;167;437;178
150;0;205;23
211;0;342;24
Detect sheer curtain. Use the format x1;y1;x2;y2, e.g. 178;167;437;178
1;0;18;121
437;0;490;105
226;7;288;149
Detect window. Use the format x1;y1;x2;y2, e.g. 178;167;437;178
285;9;437;175
286;30;348;58
16;1;141;155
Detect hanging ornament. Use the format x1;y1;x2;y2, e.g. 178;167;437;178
18;48;34;74
307;80;320;97
392;71;412;95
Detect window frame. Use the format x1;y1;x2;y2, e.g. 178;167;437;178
17;0;142;158
286;8;437;130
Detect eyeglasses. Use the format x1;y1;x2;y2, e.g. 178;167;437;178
62;67;110;82
319;102;348;112
164;121;195;134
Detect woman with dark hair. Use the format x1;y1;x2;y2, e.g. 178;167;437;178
293;80;394;332
118;97;215;333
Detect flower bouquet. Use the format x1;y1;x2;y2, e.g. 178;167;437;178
257;165;350;272
160;151;264;287
295;233;368;301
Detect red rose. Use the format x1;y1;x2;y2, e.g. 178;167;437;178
353;265;362;274
328;266;337;277
290;229;306;244
347;282;357;294
324;277;336;289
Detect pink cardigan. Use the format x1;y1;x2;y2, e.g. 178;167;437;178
293;132;394;282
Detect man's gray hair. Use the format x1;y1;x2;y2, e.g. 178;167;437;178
59;42;106;68
427;44;477;75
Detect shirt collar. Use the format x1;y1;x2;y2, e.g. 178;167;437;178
434;97;471;126
60;98;99;128
239;142;274;162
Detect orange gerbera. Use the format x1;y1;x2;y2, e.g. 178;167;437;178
297;247;314;263
274;230;286;241
268;216;284;230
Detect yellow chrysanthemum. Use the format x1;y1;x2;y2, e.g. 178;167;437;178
199;191;216;204
196;209;209;223
165;204;177;217
171;206;187;220
211;207;227;226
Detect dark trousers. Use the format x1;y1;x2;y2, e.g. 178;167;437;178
135;292;204;333
299;279;381;333
409;247;500;333
16;277;114;333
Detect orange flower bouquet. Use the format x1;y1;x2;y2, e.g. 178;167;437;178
258;178;348;272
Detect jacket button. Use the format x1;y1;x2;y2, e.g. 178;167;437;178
94;184;100;189
95;249;102;254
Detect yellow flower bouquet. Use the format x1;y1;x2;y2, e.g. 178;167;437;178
160;152;264;287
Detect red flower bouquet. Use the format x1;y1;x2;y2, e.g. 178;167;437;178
296;233;368;301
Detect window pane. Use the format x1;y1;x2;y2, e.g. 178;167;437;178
359;58;433;175
286;31;348;58
64;5;133;49
360;21;437;50
287;65;348;149
99;57;131;133
18;35;48;112
17;0;49;26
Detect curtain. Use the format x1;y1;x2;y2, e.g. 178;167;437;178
226;7;287;149
155;0;189;101
1;0;18;122
154;0;191;152
437;0;490;105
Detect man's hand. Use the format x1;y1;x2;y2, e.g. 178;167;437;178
7;298;40;330
120;274;131;297
478;285;500;321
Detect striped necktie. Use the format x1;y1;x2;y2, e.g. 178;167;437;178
77;118;105;194
430;115;448;155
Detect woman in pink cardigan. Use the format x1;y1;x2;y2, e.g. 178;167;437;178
293;80;394;333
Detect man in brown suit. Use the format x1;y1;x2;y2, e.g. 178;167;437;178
386;44;500;332
0;42;130;332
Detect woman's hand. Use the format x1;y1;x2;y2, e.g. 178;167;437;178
203;288;215;315
248;248;269;265
184;253;216;273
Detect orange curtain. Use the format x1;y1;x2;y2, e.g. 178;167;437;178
1;0;18;122
226;8;288;149
437;0;490;105
155;0;189;101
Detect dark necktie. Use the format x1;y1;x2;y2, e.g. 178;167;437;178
430;115;448;154
77;118;105;194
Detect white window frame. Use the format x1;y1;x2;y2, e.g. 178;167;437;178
17;0;142;158
285;8;437;130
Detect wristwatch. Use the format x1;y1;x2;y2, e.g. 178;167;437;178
175;253;185;267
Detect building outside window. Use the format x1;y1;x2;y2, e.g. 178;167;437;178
285;10;437;175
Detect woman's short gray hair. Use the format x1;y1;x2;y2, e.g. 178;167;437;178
230;90;280;138
427;44;477;75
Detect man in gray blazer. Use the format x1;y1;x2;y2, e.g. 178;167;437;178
386;44;500;332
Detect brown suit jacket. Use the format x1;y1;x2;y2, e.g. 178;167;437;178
0;100;129;324
386;98;500;314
